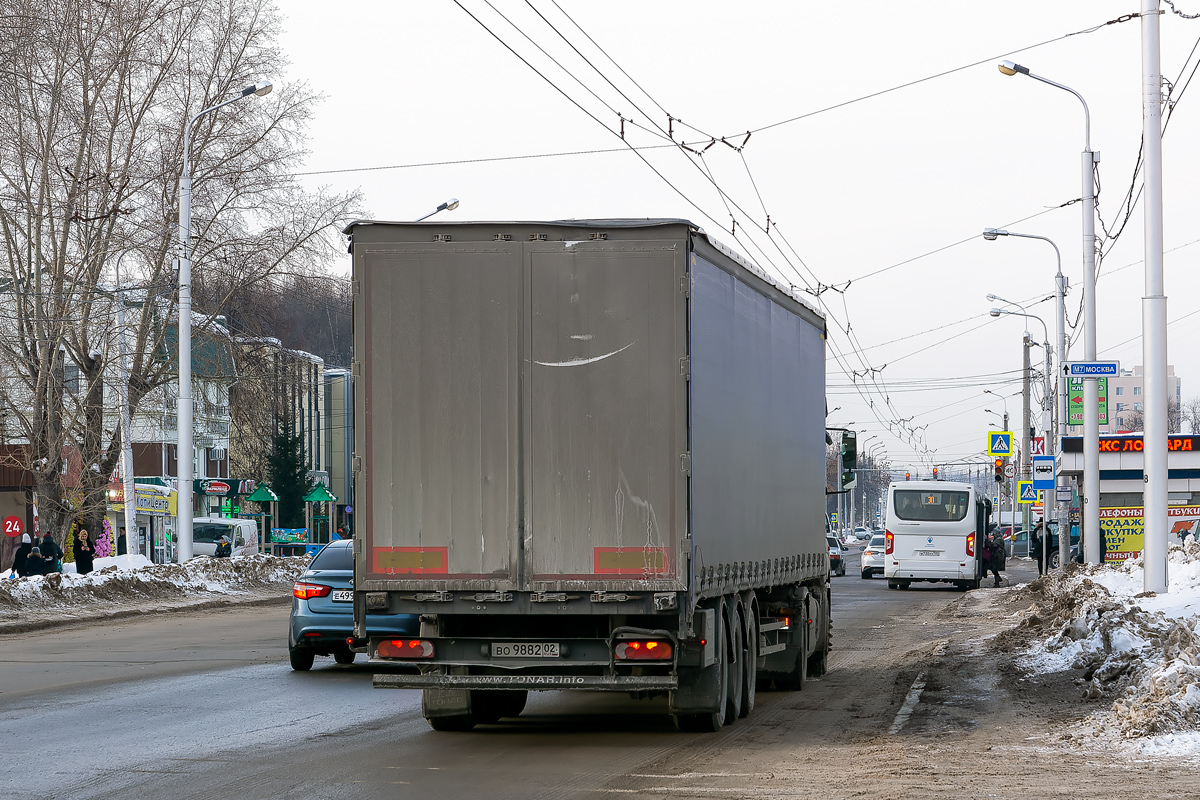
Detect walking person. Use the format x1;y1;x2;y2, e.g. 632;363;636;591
74;529;95;575
117;526;127;556
40;532;63;573
1031;524;1045;576
12;533;32;577
984;530;1005;587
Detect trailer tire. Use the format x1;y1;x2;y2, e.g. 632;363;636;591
807;591;830;679
739;604;757;718
725;610;744;722
428;714;477;732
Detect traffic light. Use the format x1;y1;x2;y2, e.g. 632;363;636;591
994;458;1004;484
841;431;857;489
932;466;938;480
905;471;910;481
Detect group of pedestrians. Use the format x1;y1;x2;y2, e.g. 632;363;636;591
11;532;65;577
9;529;102;578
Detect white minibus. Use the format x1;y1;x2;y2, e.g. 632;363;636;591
884;480;990;591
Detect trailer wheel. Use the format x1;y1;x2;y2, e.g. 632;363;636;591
428;714;477;732
806;592;830;679
725;610;744;722
739;606;757;718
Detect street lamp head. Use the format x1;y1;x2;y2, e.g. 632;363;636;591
985;293;999;302
990;308;1003;318
982;228;1008;241
242;80;273;97
444;198;460;212
998;60;1029;77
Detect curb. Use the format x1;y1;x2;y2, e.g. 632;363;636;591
0;592;291;636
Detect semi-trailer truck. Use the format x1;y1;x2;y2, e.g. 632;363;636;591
347;219;830;732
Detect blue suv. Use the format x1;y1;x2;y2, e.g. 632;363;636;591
288;539;419;670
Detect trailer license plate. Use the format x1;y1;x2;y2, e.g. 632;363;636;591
492;642;560;658
917;550;940;557
331;590;353;602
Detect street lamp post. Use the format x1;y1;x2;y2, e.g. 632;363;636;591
416;198;460;222
984;229;1069;569
998;60;1100;564
177;80;273;562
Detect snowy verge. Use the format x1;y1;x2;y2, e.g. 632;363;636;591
0;554;310;632
996;539;1200;749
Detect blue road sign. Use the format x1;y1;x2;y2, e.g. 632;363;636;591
1018;481;1038;503
1063;361;1119;377
1032;455;1055;490
987;431;1013;456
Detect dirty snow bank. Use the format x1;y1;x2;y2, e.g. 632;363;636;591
998;539;1200;749
0;554;309;628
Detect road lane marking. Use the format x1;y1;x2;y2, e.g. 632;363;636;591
888;640;948;735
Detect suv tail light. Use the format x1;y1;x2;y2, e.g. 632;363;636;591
966;532;976;557
293;582;332;600
884;530;894;555
378;639;435;659
614;641;673;660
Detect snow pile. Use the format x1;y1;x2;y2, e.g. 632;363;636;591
999;539;1200;741
0;554;310;621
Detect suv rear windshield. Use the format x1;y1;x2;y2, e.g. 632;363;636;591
893;490;971;522
309;543;354;571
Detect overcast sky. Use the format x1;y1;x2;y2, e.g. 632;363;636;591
276;0;1200;474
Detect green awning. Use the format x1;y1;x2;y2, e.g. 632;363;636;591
303;484;337;504
246;484;280;503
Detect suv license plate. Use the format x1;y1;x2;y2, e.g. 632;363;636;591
331;590;353;602
492;642;560;658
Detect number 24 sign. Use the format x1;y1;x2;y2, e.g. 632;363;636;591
3;515;23;538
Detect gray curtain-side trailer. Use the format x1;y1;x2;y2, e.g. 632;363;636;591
346;219;829;732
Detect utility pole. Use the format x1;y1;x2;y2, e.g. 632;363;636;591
1141;0;1168;593
1022;336;1033;544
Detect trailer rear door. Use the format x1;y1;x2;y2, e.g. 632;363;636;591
526;243;687;590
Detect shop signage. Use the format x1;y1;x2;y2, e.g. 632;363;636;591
1067;377;1109;426
1062;435;1200;453
192;478;258;497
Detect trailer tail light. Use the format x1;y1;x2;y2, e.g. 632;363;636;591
614;641;673;660
293;582;332;600
378;639;435;659
966;532;976;557
885;530;894;555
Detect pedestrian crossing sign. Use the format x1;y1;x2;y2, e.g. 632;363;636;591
1018;481;1038;504
987;431;1013;457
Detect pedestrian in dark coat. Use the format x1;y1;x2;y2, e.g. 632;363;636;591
117;527;127;556
24;546;50;576
40;533;63;572
983;530;1005;586
1031;525;1045;576
12;533;32;577
74;529;95;575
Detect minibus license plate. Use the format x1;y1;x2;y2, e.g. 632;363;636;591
332;590;354;602
492;642;559;658
917;550;940;557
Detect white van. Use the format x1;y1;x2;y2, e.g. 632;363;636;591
884;481;986;591
191;518;261;557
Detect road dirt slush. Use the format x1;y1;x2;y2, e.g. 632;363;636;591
601;558;1200;799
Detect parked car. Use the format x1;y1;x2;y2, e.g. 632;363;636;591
192;517;260;558
288;540;419;670
1033;521;1082;569
827;536;845;577
861;533;887;578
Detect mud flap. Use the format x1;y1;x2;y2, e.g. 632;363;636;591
422;687;472;718
669;606;721;714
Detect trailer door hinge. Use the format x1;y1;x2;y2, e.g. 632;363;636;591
679;277;689;296
680;453;691;476
679;356;689;378
591;591;632;603
470;592;512;603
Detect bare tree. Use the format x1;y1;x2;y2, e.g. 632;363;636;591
1183;397;1200;436
0;0;359;541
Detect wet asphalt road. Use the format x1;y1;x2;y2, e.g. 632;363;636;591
0;556;1036;799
